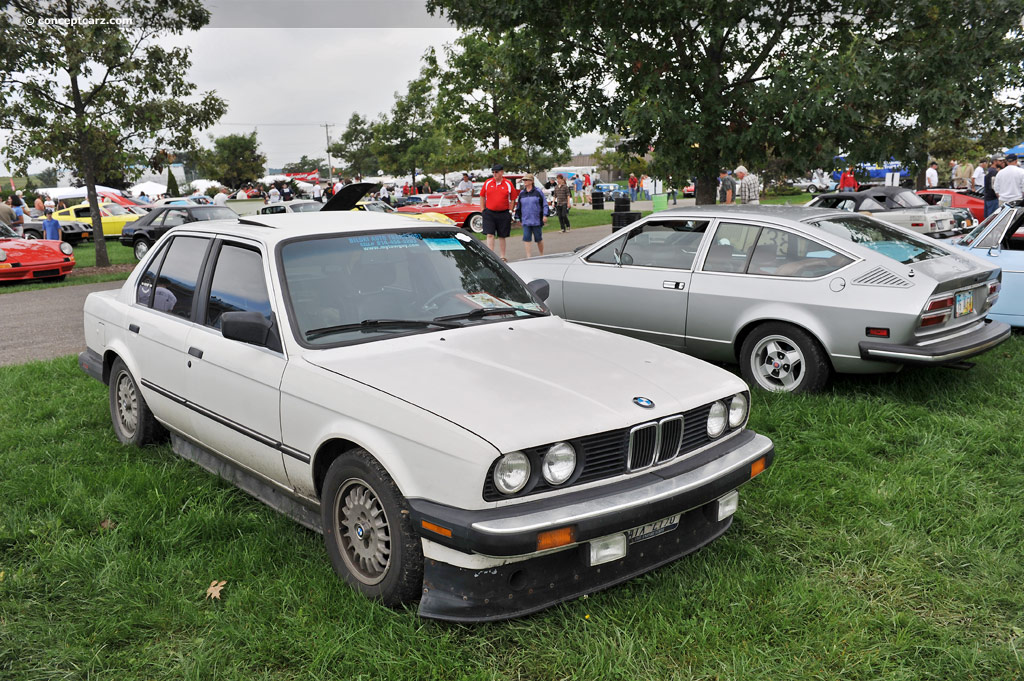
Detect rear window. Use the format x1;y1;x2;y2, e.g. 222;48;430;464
191;207;238;221
806;214;948;264
887;191;928;208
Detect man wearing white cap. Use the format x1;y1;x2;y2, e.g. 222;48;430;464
735;166;760;204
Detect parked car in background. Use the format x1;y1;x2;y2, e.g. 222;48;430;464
397;192;483;232
509;205;1009;393
353;198;456;226
255;200;323;215
789;178;837;194
0;223;76;281
52;201;140;238
916;188;986;222
949;204;1024;327
22;218;93;245
807;187;960;238
79;211;774;621
119;205;238;260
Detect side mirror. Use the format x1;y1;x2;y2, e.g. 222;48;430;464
988;247;1000;257
222;310;273;347
527;279;550;302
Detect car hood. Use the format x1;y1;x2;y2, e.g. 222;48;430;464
303;316;746;453
0;238;65;260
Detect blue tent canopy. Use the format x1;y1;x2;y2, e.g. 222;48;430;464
1004;142;1024;155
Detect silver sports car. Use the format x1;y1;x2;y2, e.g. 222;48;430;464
509;206;1010;392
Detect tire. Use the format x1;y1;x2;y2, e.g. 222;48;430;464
807;184;819;194
464;213;483;233
24;230;41;240
739;322;830;393
321;449;423;607
133;238;151;261
108;357;164;446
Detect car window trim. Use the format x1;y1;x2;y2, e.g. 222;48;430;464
135;232;214;321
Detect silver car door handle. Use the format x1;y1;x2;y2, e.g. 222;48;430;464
662;281;685;290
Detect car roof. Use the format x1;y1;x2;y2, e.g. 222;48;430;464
658;204;845;223
817;186;909;199
170;211;445;245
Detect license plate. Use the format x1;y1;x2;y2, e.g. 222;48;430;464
626;513;681;544
955;291;973;317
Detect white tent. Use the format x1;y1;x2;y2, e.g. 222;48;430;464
187;179;223;192
257;174;290;185
36;185;123;201
129;181;167;197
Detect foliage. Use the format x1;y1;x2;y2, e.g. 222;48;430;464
166;166;179;197
196;132;266;189
281;155;328;176
593;133;647;178
372;68;441;183
0;0;226;265
35;166;59;187
328;113;380;178
429;32;573;171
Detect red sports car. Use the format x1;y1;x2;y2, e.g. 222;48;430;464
397;193;484;232
916;189;985;221
0;224;76;282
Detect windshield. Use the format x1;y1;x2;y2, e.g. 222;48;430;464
281;229;545;346
191;207;238;221
957;208;1011;247
102;202;130;215
806;214;948;264
889;190;928;208
289;202;322;213
359;201;395;213
0;223;18;238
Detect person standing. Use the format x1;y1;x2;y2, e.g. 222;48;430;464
628;173;638;201
983;158;1002;217
993;153;1024;206
456;173;473;203
949;159;960;188
839;167;858;192
552;174;571;232
42;208;61;240
972;159;988;193
212;187;230;206
572;173;584;205
717;168;735;204
514;174;549;258
479;164;518;261
34;195;44;212
0;198;15;228
957;160;974;190
925;161;939;188
667;176;678;205
312;180;323;203
9;196;26;236
379;184;391;205
268;184;281;204
734;166;760;204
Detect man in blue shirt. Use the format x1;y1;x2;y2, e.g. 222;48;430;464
42;208;62;240
513;174;549;258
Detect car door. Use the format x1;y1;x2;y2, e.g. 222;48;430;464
560;218;710;349
182;237;290;486
972;208;1024;325
126;233;214;433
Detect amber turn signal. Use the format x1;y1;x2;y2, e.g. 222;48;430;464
750;457;766;478
536;526;576;551
421;520;452;538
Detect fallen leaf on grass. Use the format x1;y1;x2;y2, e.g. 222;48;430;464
205;580;227;600
99;519;116;530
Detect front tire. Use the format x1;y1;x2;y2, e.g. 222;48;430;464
464;213;483;233
739;322;830;393
108;357;164;446
133;238;151;261
321;449;423;607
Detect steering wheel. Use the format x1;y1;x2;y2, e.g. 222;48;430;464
422;288;467;311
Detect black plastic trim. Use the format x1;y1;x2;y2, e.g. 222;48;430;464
77;348;104;383
859;318;1011;364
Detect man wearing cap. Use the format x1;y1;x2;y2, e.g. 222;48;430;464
479;164;518;261
513;174;549;258
734;166;760;204
717;168;735;204
993;153;1024;206
42;208;62;241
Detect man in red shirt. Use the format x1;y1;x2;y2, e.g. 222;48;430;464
479;164;519;261
839;167;858;192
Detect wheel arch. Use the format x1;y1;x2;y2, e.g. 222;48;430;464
733;317;835;373
312;438;375;500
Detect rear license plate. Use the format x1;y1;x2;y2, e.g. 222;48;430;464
626;513;681;544
955;291;973;317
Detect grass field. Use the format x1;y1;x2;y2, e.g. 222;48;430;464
2;340;1023;680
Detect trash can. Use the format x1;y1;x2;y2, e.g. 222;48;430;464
614;197;631;212
652;193;668;211
611;211;642;231
591;191;604;210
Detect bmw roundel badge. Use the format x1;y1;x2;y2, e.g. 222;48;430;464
633;396;655;409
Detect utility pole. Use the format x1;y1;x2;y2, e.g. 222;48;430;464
323;123;334;181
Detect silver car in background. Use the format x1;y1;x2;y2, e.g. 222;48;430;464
510;206;1010;392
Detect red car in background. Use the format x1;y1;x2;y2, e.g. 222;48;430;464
397;192;484;232
0;223;76;282
917;189;985;222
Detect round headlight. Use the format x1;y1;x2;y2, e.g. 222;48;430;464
0;249;6;262
59;242;74;255
493;451;531;495
728;393;748;428
542;442;576;485
707;401;728;438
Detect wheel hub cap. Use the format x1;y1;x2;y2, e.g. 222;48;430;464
753;338;803;390
335;480;391;585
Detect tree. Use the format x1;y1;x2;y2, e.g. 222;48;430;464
593;133;647;179
166;166;179;197
372;69;442;185
329;113;380;178
426;0;1023;204
430;32;573;171
196;132;266;188
36;166;59;187
0;0;225;266
282;155;328;176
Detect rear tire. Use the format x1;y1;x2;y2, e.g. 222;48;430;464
133;238;151;261
465;213;483;233
108;358;164;446
739;322;830;393
321;449;423;607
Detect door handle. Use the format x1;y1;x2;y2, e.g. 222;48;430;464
188;347;204;359
128;323;140;334
662;281;685;290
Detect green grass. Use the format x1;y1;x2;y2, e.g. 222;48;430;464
69;240;137;268
3;342;1024;679
761;192;814;205
470;210;653;242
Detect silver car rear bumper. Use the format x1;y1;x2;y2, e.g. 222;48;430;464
858;318;1011;365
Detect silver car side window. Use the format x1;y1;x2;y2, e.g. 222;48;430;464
586;221;709;269
703;222;761;273
586;233;630;265
748;227;853;278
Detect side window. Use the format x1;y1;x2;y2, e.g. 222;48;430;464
162;209;188;227
74;207;91;219
837;199;856;211
135;244;169;307
205;244;273;329
260;205;286;215
748;227;853;278
858;198;886;211
975;211;1014;249
586;232;630;264
151;236;210;318
703;222;761;273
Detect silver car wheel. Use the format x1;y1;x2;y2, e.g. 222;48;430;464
751;334;805;391
467;213;484;233
334;477;392;586
115;370;139;437
134;239;149;260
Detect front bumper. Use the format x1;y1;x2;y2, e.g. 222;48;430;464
410;430;774;621
859;318;1010;365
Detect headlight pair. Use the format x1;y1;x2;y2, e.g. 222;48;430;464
493;441;576;495
707;393;748;438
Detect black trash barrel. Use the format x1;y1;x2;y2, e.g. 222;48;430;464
611;211;642;231
591;191;604;210
614;196;631;212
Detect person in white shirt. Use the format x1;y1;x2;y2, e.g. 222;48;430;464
972;159;988;192
268;185;281;203
212;187;229;206
236;188;248;200
333;179;343;195
456;173;473;203
379;184;390;205
992;153;1024;205
312;181;323;202
925;161;939;188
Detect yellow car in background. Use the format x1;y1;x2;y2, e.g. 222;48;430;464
53;201;139;238
355;198;456;226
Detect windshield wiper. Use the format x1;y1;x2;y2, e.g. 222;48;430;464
306;318;460;340
434;306;548;323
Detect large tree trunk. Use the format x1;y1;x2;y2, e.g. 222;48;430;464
695;173;718;205
69;72;110;267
